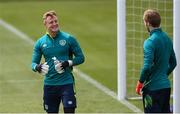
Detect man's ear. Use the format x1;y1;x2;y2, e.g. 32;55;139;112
43;20;46;26
147;22;152;27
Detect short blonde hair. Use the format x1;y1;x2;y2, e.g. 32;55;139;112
143;9;161;27
43;10;57;20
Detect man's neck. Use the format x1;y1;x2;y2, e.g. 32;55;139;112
149;26;160;32
48;31;58;38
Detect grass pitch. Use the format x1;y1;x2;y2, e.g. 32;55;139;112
0;0;173;113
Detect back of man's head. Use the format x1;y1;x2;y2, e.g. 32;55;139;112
143;9;161;27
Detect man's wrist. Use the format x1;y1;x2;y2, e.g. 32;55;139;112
35;64;42;73
33;64;37;71
62;60;73;68
139;80;144;84
68;60;73;66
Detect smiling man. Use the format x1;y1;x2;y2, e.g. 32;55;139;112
31;10;85;114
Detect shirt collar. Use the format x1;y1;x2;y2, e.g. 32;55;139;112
46;31;60;38
150;27;162;36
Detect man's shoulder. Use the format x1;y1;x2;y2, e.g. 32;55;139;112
60;31;74;39
40;34;48;40
146;32;159;44
34;34;48;46
145;36;153;43
36;34;48;42
144;37;154;49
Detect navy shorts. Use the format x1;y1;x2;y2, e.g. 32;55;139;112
43;84;76;113
142;88;171;113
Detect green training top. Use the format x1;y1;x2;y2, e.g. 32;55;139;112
140;28;176;91
31;31;85;85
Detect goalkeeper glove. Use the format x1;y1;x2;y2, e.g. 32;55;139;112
136;81;143;95
54;60;73;74
35;62;49;75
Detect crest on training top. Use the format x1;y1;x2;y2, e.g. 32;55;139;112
59;40;66;46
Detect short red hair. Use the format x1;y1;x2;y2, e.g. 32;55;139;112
143;9;161;27
43;10;57;20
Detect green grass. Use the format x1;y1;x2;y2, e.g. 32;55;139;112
0;0;117;92
0;24;132;113
0;0;133;113
0;0;173;112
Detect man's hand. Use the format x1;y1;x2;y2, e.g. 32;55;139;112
36;62;49;75
136;81;143;95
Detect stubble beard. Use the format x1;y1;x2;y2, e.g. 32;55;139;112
146;26;150;33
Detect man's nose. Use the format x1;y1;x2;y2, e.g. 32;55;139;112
52;21;57;25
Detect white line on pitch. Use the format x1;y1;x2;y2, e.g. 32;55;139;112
0;79;42;83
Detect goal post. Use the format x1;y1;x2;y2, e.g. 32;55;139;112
117;0;126;100
173;0;180;113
